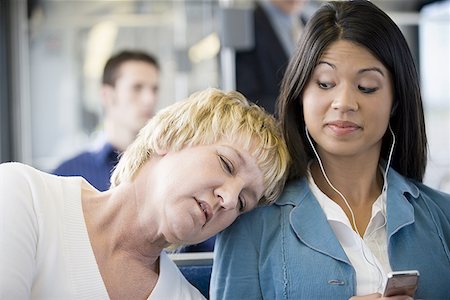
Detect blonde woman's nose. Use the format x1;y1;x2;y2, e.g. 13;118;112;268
215;179;243;210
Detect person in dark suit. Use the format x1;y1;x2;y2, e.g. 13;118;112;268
235;0;309;115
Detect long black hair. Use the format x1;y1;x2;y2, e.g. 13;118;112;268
277;0;427;182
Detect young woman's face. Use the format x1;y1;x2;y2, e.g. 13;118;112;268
302;40;393;159
146;140;264;245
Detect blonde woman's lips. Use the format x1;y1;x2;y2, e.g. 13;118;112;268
196;199;213;225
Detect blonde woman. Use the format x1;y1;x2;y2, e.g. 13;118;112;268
0;88;290;299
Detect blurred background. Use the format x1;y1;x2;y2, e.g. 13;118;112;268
1;0;449;191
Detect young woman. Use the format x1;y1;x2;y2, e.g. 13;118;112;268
0;88;290;299
211;1;450;299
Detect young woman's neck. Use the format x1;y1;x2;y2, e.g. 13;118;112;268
310;152;383;207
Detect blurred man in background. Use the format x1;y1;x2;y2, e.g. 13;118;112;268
53;50;160;191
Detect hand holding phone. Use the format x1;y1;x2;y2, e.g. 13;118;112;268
383;270;419;297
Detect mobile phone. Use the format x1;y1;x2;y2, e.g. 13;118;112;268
383;270;420;297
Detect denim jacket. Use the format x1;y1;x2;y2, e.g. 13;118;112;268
210;168;450;299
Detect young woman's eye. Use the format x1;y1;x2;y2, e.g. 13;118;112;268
358;85;378;94
219;155;234;174
317;81;334;89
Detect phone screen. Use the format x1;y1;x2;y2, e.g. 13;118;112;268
383;270;419;297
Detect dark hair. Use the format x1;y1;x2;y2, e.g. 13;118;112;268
102;50;160;86
277;0;427;182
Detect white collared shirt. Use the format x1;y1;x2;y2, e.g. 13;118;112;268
307;171;391;295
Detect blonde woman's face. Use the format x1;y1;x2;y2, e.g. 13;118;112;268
146;139;264;245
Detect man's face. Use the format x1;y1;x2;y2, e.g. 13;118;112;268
104;60;160;137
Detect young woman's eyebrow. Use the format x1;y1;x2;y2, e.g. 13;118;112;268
317;61;335;69
358;67;385;77
317;61;385;78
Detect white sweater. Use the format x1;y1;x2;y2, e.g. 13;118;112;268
0;162;205;300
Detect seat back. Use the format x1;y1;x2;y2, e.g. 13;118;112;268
169;252;214;298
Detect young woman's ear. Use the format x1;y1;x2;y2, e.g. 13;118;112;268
390;101;398;117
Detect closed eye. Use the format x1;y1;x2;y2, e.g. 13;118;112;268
218;154;247;212
219;155;234;175
358;85;378;94
318;81;335;89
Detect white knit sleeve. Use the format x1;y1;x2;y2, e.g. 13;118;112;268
0;163;39;299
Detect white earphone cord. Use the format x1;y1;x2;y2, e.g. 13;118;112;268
305;125;396;290
305;125;395;235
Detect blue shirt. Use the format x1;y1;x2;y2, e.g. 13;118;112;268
210;168;450;299
180;236;216;253
52;143;119;191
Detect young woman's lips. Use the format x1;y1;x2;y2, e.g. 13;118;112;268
326;120;361;136
196;199;213;225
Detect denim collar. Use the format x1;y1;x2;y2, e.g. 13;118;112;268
276;167;419;265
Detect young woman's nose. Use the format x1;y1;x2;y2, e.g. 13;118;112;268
331;84;358;112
